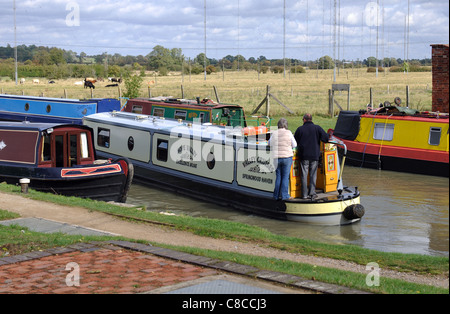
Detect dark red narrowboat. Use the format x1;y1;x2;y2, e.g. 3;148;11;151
0;121;133;202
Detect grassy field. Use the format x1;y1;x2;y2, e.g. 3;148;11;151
1;68;433;116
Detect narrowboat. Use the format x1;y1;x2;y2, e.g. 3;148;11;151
122;97;249;127
0;94;121;124
329;104;449;177
83;111;364;225
0;121;133;202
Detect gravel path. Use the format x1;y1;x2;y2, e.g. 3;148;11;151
0;191;447;289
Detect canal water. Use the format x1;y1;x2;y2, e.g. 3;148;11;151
126;166;449;257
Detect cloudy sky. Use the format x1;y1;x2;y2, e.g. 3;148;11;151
0;0;448;61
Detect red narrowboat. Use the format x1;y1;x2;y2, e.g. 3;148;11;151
0;121;133;202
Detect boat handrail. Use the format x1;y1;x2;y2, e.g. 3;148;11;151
328;139;347;156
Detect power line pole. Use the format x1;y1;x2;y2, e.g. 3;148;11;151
333;0;337;82
14;0;18;85
204;0;207;81
283;0;286;79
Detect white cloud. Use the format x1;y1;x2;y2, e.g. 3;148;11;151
0;0;448;60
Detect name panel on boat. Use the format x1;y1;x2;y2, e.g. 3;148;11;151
0;130;39;164
152;133;234;183
236;146;275;192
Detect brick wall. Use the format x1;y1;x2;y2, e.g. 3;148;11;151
431;44;449;113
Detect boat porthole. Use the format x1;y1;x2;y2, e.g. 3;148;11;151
24;103;30;111
46;105;52;113
127;136;134;151
82;108;88;115
207;152;215;170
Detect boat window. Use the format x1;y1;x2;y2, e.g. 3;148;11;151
373;123;395;141
207;152;216;170
157;139;168;162
199;113;205;123
42;134;52;162
128;136;135;151
55;135;64;167
98;128;110;148
174;110;187;120
153;108;165;117
69;134;78;166
80;132;90;159
132;105;143;114
429;127;442;146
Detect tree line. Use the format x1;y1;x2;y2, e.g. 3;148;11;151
0;44;432;80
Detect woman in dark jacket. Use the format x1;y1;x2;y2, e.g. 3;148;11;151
294;114;329;199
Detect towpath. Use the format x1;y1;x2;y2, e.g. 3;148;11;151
0;191;447;290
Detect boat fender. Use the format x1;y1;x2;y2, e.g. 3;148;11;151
343;204;365;220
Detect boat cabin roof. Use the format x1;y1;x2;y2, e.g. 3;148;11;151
0;121;92;133
129;97;243;109
84;111;265;145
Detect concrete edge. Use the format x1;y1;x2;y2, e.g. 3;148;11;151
107;240;372;295
0;240;371;294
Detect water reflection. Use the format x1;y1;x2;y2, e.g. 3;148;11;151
126;166;449;257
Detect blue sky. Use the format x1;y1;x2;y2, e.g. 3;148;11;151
0;0;448;61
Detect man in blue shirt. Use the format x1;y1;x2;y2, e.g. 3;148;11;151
294;114;329;199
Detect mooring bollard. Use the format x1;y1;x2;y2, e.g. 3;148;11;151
19;178;30;194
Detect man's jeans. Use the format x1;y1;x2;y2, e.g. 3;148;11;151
300;160;318;198
273;157;293;200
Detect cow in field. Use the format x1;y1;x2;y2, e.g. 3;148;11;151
33;79;39;84
20;78;25;84
84;78;95;89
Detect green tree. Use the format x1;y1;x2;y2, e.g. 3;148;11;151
49;48;66;66
318;55;334;69
147;45;173;71
123;73;143;99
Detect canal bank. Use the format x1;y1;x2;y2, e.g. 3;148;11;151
0;189;448;293
126;166;449;257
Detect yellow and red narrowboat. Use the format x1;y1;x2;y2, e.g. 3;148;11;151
330;104;449;177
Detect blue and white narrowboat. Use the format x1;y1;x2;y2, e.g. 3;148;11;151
83;111;364;225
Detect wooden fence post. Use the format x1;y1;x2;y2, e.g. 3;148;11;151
370;88;373;107
213;86;220;103
328;89;333;116
406;86;410;108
